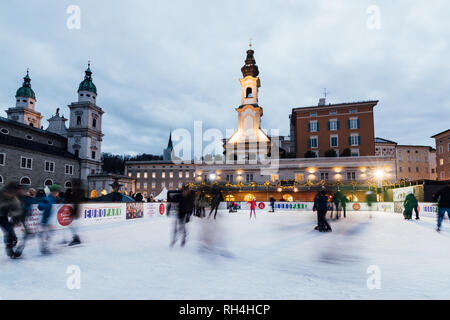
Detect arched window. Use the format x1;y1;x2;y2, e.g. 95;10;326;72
92;118;97;128
65;181;72;189
20;177;31;186
100;189;107;196
90;190;98;198
225;194;235;202
0;175;3;184
246;87;253;98
76;116;82;125
44;179;53;187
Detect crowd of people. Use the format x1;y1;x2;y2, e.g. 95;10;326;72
0;180;84;259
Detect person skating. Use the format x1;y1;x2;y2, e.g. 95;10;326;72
332;192;340;220
12;188;38;257
171;186;194;247
403;193;419;220
64;179;85;246
433;185;450;232
339;193;348;218
269;197;275;213
313;189;332;232
249;198;257;219
0;183;23;258
38;184;62;254
366;191;377;219
208;190;223;219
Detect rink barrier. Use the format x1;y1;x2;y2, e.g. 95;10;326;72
25;201;440;230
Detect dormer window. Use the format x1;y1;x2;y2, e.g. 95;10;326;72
26;135;33;140
17;99;20;102
1;128;9;135
22;99;27;102
246;87;253;98
30;101;34;105
47;140;53;145
86;94;91;97
80;94;84;97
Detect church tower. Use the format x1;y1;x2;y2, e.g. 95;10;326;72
67;63;104;183
6;70;43;128
163;132;174;161
226;45;270;161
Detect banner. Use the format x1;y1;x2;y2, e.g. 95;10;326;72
126;203;144;220
393;186;414;202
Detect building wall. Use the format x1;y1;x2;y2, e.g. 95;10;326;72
0;144;80;190
396;145;434;181
291;102;377;158
125;162;195;197
434;131;450;181
375;142;396;157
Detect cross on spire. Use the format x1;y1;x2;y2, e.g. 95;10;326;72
323;88;329;99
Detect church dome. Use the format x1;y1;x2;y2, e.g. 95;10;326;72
15;71;36;100
78;64;97;94
241;49;259;78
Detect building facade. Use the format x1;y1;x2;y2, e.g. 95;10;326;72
290;100;378;158
396;145;436;181
432;129;450;181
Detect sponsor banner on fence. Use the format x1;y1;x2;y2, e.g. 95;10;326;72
144;202;168;217
81;203;126;224
393;187;414;202
126;203;144;220
377;202;395;213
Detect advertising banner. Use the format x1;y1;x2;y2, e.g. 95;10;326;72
126;203;144;220
80;203;126;224
144;202;168;217
393;187;414;202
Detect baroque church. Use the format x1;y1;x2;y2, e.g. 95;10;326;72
0;64;132;195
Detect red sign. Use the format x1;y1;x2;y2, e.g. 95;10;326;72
353;203;361;211
258;202;265;210
57;205;74;226
159;203;165;215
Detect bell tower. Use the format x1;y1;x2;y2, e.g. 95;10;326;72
67;63;104;183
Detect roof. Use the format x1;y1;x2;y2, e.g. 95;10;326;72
431;129;450;138
292;100;379;112
15;71;36;100
0;116;65;139
78;66;97;94
374;137;397;144
0;131;78;160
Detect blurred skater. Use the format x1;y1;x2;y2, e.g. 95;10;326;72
208;189;223;219
313;189;332;232
171;186;194;247
269;197;275;213
433;185;450;232
64;179;85;246
13;188;38;257
332;192;340;220
38;184;62;254
366;191;376;219
0;183;23;258
249;198;257;219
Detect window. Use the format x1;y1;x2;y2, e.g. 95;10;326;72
76;116;82;125
309;136;318;149
20;157;32;169
1;128;9;135
349;135;360;146
0;153;5;166
185;171;190;178
20;177;31;185
44;161;55;172
416;167;419;173
92;118;97;128
47;140;53;145
44;179;53;187
328;119;339;131
348;118;360;129
143;182;148;189
136;182;141;189
128;172;132;177
308;120;319;132
330;111;337;115
226;174;233;182
26;135;33;140
351;149;360;157
347;172;356;180
65;181;72;189
92;151;96;160
162;172;166;178
439;146;443;153
169;171;174;178
246;174;254;182
320;172;329;180
169;182;174;188
144;172;148;179
137;172;141;178
310;113;317;117
407;154;411;162
295;173;304;182
440;159;444;166
408;167;412;173
0;175;3;184
179;171;182;178
330;135;338;147
399;167;403;172
152;182;156;189
415;155;420;162
74;150;79;158
441;172;445;180
349;109;357;114
161;182;166;188
152;172;156;178
246;87;253;98
448;143;450;152
178;182;183;189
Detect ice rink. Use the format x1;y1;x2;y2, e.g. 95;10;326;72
1;210;449;300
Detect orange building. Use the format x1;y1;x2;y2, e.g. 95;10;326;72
432;129;450;181
290;100;378;158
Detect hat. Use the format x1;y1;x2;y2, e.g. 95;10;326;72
49;184;61;192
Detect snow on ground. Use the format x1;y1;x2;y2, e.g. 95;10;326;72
1;210;450;300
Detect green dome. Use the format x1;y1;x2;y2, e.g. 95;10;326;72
15;72;36;100
78;66;97;95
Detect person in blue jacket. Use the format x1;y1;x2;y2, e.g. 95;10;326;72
38;184;62;254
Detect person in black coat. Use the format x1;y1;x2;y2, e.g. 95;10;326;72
434;185;450;232
171;186;194;247
313;189;332;232
208;190;223;219
269;197;276;212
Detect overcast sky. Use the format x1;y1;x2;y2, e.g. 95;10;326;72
0;0;448;155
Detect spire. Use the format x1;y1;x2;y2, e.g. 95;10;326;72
241;45;259;78
16;69;36;99
78;61;97;94
167;131;173;150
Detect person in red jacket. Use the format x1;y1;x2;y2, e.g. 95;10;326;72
249;198;257;219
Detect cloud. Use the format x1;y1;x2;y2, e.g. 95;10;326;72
0;0;448;155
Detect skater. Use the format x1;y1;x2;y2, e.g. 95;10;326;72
403;193;419;220
38;184;62;254
64;179;85;246
208;189;223;219
332;192;340;219
366;191;376;219
269;197;275;213
433;185;450;232
339;193;348;218
171;185;194;247
249;198;257;219
12;187;38;257
0;183;23;258
313;189;332;232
